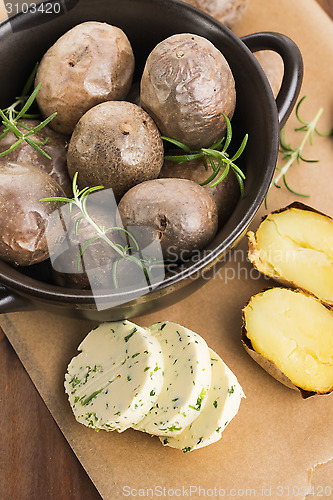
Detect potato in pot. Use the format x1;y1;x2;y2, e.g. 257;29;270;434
117;178;218;260
67;101;164;201
50;203;136;290
182;0;249;30
0;162;65;266
159;156;239;227
140;33;236;150
0;119;71;196
35;21;135;134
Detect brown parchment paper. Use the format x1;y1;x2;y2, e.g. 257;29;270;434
1;0;333;499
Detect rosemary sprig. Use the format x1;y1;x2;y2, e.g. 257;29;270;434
265;96;332;208
0;63;57;160
162;113;248;197
41;173;162;288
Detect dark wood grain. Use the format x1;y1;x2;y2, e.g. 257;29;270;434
0;2;332;499
0;330;101;500
316;0;333;18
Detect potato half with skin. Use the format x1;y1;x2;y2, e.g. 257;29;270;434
35;21;135;134
67;101;164;201
247;203;333;306
159;156;239;227
182;0;248;30
0;120;71;196
140;33;236;150
242;288;333;397
117;178;218;260
0;162;64;266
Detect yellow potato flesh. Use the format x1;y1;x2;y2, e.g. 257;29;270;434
254;209;333;304
244;288;333;393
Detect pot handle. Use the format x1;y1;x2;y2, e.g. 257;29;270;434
241;32;303;129
0;285;34;313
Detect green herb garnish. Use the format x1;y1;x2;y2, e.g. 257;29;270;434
189;388;206;411
41;173;162;286
165;424;182;432
162;113;248;197
124;328;137;343
0;63;57;159
81;389;103;406
265;96;332;208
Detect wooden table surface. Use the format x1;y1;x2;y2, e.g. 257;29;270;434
1;1;332;499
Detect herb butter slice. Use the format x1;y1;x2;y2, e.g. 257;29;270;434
161;348;245;452
133;321;212;436
64;321;164;432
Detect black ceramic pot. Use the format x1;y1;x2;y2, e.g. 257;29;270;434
0;0;303;321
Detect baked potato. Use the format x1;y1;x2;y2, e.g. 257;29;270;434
247;203;333;306
0;162;64;266
140;33;236;150
159;156;239;227
67;101;164;201
0;119;71;196
242;287;333;397
182;0;249;30
117;178;218;260
50;203;122;290
35;21;135;134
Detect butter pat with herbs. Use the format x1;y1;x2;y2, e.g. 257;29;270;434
64;321;164;432
160;348;245;452
133;321;212;436
65;320;244;451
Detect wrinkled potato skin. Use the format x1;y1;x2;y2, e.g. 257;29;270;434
35;22;135;134
182;0;248;29
141;34;236;150
0;120;71;196
67;101;164;201
160;157;239;226
117;178;218;259
0;162;64;266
